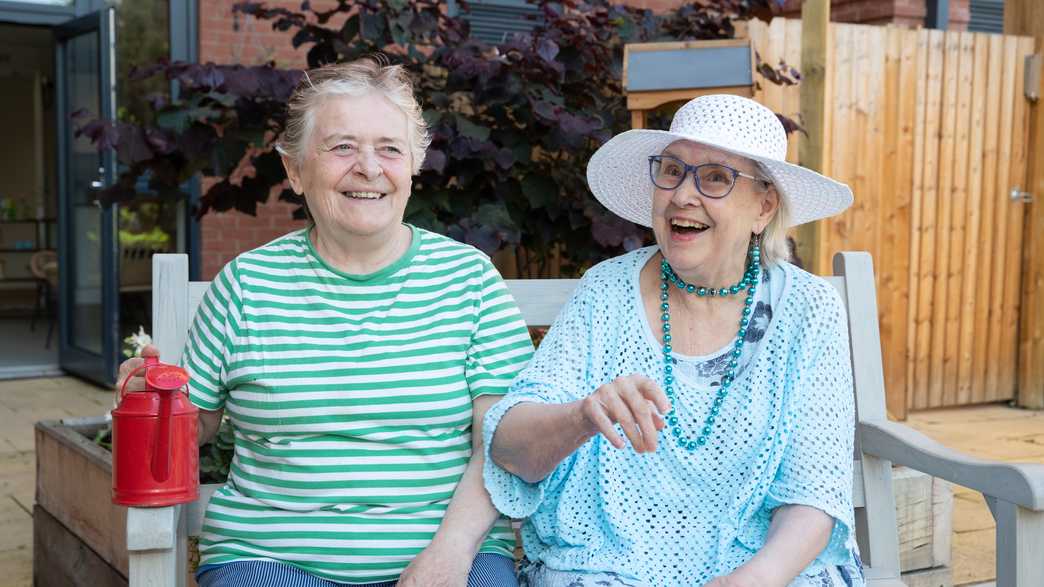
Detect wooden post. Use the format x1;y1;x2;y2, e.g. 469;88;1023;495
1005;0;1044;408
798;0;830;275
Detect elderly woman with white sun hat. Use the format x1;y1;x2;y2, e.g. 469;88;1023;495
484;94;863;586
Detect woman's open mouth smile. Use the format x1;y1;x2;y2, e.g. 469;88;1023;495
669;218;710;240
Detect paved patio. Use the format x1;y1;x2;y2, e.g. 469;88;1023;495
0;376;1041;586
0;376;111;587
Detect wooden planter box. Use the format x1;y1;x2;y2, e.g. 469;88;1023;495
33;417;219;587
34;418;129;587
895;466;954;587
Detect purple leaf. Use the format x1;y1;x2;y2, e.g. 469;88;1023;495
115;123;154;165
144;127;175;154
146;93;168;110
223;67;260;96
532;100;559;123
76;119;120;150
424;149;447;173
495;148;514;170
536;38;559;63
590;212;628;248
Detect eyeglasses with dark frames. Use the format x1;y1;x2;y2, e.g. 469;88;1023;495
648;155;769;199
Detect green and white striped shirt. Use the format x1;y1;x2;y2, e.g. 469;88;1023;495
183;225;534;584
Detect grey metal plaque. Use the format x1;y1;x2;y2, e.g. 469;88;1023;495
627;46;753;92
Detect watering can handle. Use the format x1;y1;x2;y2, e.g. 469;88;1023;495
117;356;160;403
120;361;151;401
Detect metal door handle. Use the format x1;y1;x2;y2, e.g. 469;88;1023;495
1010;188;1033;203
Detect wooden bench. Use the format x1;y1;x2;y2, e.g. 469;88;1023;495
127;252;1044;586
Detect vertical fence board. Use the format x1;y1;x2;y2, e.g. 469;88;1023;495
764;17;788;124
942;32;975;405
928;31;960;408
891;28;918;418
985;36;1019;400
998;36;1035;401
907;28;929;411
850;26;875;257
750;19;769;106
913;30;944;410
822;24;853;273
971;34;1006;403
785;18;804;165
957;33;990;405
912;30;945;409
879;26;909;419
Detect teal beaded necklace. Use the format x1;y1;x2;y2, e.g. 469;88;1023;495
659;236;761;451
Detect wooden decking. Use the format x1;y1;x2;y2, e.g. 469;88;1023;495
907;404;1044;585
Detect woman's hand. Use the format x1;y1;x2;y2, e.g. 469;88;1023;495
395;540;472;587
114;343;224;446
577;374;670;453
115;344;161;397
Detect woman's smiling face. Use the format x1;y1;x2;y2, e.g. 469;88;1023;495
651;140;778;281
282;92;413;240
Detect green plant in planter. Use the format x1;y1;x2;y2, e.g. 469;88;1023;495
200;418;235;484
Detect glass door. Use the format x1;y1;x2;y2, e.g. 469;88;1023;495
55;8;120;385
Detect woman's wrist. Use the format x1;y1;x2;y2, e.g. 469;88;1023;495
568;398;595;437
728;559;780;587
426;530;482;562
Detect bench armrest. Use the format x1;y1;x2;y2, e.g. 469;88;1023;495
859;419;1044;510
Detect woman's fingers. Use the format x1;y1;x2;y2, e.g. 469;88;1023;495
617;380;661;452
115;346;164;395
115;355;150;394
585;375;673;453
601;390;647;452
633;375;671;415
584;396;626;449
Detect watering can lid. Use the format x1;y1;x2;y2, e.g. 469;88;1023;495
145;365;190;391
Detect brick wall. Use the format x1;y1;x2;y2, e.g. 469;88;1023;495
779;0;970;29
197;1;323;279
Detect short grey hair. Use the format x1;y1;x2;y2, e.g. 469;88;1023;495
276;56;431;174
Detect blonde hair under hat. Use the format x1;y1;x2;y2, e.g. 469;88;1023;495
586;94;853;231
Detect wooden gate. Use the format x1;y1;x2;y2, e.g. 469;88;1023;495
748;19;1037;415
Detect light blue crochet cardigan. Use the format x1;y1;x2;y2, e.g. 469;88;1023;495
483;246;862;585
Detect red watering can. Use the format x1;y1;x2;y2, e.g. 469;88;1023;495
111;356;199;507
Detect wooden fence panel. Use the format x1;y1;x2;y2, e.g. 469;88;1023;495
748;20;1035;413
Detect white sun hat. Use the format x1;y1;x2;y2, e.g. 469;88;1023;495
586;94;853;228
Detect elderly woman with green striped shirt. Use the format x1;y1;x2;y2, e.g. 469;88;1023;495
117;57;533;587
